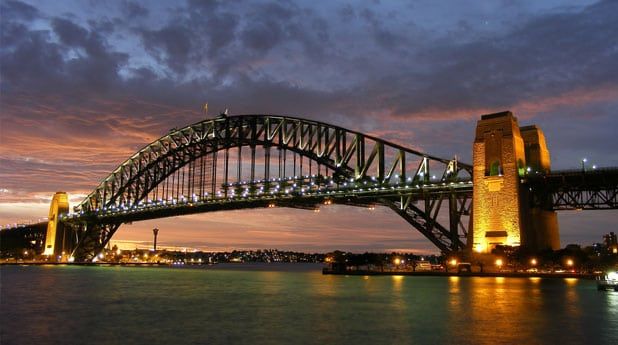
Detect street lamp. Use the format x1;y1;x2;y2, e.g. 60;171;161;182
581;158;587;172
566;258;574;267
495;259;503;268
530;258;537;266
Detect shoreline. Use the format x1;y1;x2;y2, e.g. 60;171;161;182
1;262;602;280
322;269;600;280
0;262;171;267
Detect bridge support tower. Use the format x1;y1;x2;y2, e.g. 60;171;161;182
471;112;560;254
43;192;72;259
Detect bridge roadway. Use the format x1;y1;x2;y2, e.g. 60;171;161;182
2;176;474;256
62;177;473;224
2;167;615;255
5;167;615;232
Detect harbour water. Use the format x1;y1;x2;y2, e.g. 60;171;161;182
1;264;617;345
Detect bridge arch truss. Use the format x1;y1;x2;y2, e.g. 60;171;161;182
67;115;472;261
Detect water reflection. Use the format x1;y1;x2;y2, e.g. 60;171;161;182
1;266;614;345
448;277;546;345
529;277;541;284
391;275;404;292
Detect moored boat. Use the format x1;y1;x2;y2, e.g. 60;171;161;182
597;271;618;291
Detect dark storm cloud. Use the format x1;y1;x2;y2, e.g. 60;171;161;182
1;14;128;96
239;2;293;52
122;0;148;18
135;0;240;75
359;7;405;50
0;0;38;21
139;25;193;73
2;0;616;121
383;0;618;116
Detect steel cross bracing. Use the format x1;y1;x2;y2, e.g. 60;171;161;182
9;115;474;261
527;168;618;210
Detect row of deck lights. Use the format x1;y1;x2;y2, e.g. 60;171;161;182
224;173;448;187
54;174;470;219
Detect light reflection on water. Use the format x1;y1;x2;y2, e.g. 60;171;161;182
1;265;617;345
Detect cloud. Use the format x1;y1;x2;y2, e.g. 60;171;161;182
122;0;148;18
0;0;38;21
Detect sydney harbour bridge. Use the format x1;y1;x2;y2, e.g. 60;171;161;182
2;112;617;262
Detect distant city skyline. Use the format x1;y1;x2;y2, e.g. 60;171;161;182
1;0;617;253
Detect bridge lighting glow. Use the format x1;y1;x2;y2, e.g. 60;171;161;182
449;259;457;266
394;258;401;265
566;259;574;267
530;258;537;266
495;259;503;267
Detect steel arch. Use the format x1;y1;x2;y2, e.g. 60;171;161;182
77;115;470;212
69;114;472;260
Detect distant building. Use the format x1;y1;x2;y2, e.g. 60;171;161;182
603;232;618;254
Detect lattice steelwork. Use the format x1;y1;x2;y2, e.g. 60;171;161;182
58;114;473;261
76;115;471;211
528;168;618;210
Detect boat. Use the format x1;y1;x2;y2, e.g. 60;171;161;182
597;271;618;291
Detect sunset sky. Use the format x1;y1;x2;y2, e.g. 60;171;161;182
1;0;617;254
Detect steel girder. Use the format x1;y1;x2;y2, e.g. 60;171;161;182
383;190;471;253
76;115;471;213
67;114;472;260
528;168;618;210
